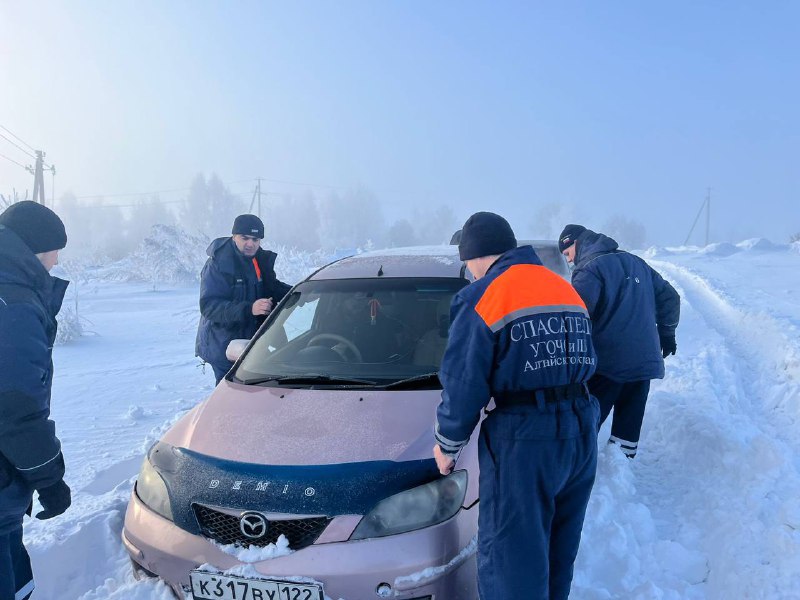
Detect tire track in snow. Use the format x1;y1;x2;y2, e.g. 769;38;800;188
629;260;800;599
652;260;800;449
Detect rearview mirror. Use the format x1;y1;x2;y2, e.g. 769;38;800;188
226;339;250;362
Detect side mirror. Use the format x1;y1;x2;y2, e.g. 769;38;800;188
226;339;250;362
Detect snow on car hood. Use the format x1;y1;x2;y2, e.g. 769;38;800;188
161;382;442;466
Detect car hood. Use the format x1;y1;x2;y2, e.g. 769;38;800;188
162;381;442;466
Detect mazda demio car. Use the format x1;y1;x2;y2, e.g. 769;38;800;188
122;242;569;600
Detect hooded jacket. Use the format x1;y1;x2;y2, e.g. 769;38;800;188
0;225;68;535
571;230;680;382
435;246;597;452
195;237;292;369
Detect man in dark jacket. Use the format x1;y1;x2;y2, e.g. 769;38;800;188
195;214;292;383
434;212;600;600
0;201;71;600
559;224;680;458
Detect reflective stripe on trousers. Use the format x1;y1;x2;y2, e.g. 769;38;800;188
0;528;34;600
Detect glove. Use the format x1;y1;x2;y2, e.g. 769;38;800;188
36;480;71;520
660;335;677;358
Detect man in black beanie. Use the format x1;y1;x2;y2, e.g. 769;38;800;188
195;214;292;383
434;211;600;600
0;201;71;600
558;223;680;458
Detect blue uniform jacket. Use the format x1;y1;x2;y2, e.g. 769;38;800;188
0;226;68;535
571;230;680;382
435;246;597;453
195;237;291;369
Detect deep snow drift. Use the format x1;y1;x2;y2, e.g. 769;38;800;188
21;240;800;599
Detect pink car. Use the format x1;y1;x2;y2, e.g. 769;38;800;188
122;243;569;600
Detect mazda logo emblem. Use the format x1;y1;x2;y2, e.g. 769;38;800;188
239;512;268;539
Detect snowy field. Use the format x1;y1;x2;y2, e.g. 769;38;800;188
23;241;800;599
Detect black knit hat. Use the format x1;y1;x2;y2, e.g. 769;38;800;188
232;214;264;239
558;224;586;252
0;201;67;254
458;212;517;261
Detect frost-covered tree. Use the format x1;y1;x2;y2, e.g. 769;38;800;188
53;258;91;344
207;174;246;238
57;192;130;259
530;202;582;240
179;173;246;239
415;204;457;245
55;305;83;345
318;187;386;250
388;219;418;247
602;214;647;250
263;191;321;251
180;174;209;234
130;224;209;289
126;196;176;247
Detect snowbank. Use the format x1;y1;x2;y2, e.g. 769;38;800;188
698;242;740;257
735;238;782;252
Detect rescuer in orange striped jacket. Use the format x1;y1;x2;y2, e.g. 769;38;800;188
434;212;600;600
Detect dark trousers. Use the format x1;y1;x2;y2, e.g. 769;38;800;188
477;394;599;600
211;362;234;385
0;528;34;600
588;374;651;457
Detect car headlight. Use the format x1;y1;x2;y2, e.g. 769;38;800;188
135;452;173;521
350;470;467;540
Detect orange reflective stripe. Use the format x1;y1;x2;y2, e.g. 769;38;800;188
475;264;587;330
252;257;262;282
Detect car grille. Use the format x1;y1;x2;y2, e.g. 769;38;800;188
193;504;332;550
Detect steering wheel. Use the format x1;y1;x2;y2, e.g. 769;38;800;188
307;333;363;362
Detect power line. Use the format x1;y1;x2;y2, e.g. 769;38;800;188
0;152;28;170
74;178;260;201
66;198;187;210
256;176;343;190
70;181;257;208
75;186;194;200
0;131;36;159
0;125;36;153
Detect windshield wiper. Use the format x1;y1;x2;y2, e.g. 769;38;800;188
380;372;441;390
240;373;377;386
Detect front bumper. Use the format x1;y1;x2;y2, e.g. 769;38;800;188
122;491;478;599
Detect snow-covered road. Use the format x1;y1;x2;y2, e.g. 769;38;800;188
23;242;800;599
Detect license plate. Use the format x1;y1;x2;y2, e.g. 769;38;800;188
190;571;324;600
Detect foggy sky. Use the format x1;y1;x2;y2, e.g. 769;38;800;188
1;1;798;245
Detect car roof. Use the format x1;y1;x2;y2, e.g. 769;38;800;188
308;240;567;281
308;245;464;280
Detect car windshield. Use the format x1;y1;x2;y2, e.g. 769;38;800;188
234;277;467;387
522;242;571;279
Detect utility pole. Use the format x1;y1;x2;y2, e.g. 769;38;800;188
683;187;713;246
248;178;264;219
51;165;56;208
249;184;257;213
29;150;47;205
